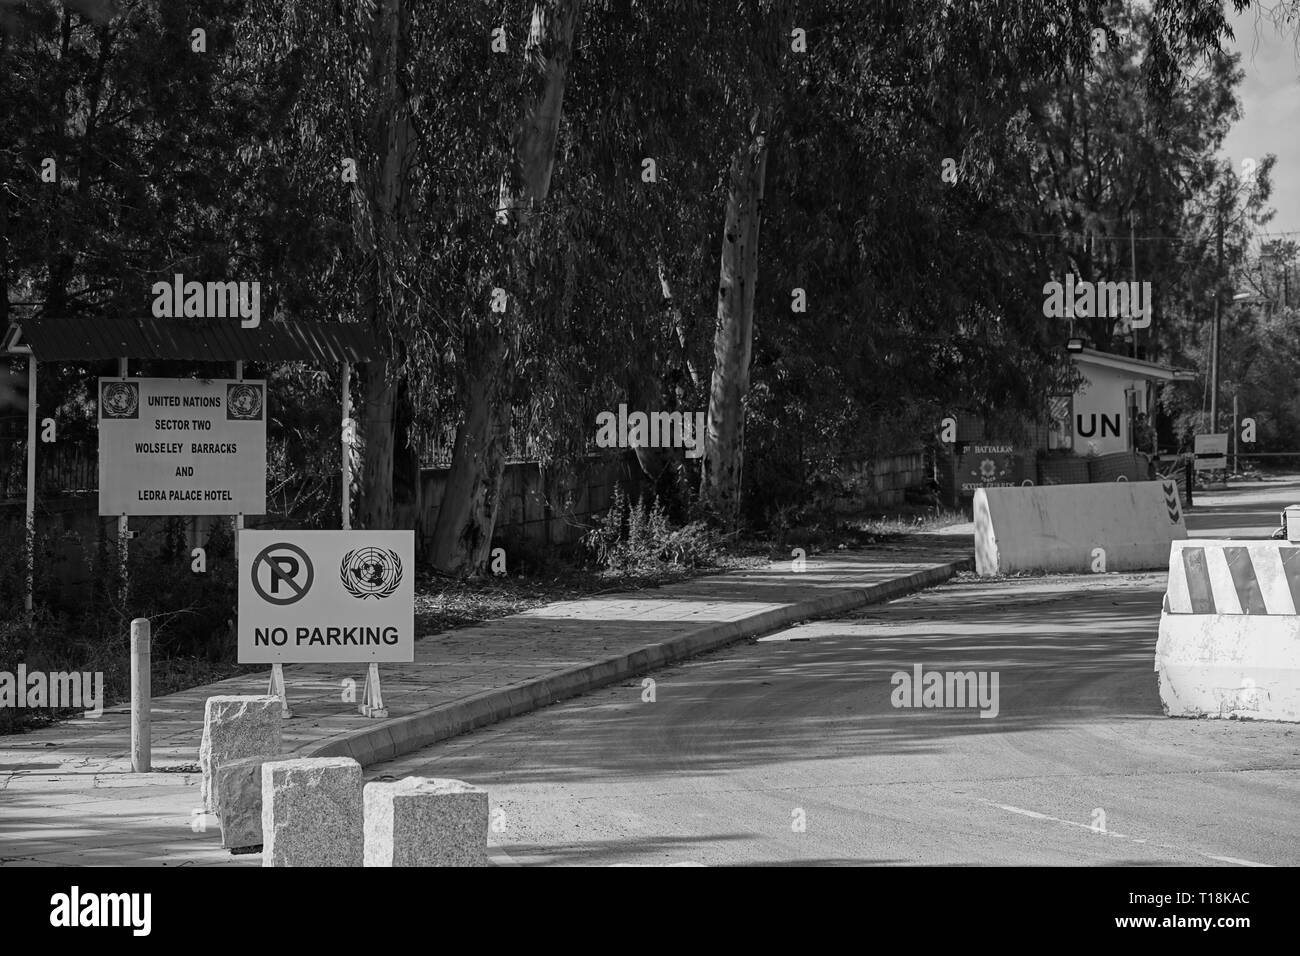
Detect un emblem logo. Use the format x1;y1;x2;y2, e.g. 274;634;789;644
101;382;139;419
227;383;264;420
340;547;402;600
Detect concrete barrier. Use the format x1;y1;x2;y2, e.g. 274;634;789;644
974;479;1186;575
215;755;274;852
262;757;363;867
199;695;282;812
363;777;488;867
1156;539;1300;722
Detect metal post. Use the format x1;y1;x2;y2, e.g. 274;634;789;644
118;358;129;605
1130;210;1138;358
362;662;387;718
341;361;352;531
1233;392;1239;475
267;663;290;718
1209;295;1219;435
1209;194;1224;436
232;361;244;551
24;354;36;619
131;617;151;772
1186;456;1194;509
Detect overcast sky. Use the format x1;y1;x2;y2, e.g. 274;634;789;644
1219;7;1300;237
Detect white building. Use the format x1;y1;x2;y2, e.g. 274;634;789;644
1053;348;1196;456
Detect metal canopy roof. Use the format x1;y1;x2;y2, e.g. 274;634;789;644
3;317;378;364
1070;346;1194;382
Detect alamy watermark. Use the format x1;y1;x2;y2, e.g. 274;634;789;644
890;664;999;718
151;273;260;328
50;886;151;936
595;404;705;459
1042;274;1151;330
0;666;104;717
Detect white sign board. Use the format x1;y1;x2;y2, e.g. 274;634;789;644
238;530;415;664
98;378;266;516
1193;433;1228;471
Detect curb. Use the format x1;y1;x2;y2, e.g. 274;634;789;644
298;558;972;767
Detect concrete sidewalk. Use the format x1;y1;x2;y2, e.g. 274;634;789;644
0;541;969;866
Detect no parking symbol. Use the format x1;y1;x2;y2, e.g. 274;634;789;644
251;543;314;605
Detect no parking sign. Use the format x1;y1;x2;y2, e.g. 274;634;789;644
238;530;414;663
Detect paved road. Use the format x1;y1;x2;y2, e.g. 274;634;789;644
1181;474;1297;538
369;480;1300;866
4;477;1295;867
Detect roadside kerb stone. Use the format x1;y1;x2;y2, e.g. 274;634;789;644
302;559;969;768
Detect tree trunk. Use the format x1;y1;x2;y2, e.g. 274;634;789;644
429;331;511;571
360;356;396;530
431;0;581;575
356;0;420;532
628;369;679;484
701;109;771;526
391;372;425;540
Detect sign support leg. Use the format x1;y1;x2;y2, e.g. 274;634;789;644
361;663;387;718
268;663;291;718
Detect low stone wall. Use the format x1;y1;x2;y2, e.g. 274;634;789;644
828;450;927;512
418;451;645;551
941;449;1157;503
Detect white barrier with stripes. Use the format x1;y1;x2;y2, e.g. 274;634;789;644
974;480;1187;575
1156;540;1300;722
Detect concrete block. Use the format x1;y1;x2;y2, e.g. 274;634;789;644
215;755;272;850
975;480;1186;575
1156;613;1300;722
199;695;282;812
1156;539;1300;721
364;777;489;867
262;757;363;867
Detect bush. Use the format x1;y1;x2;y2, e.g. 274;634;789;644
0;515;241;735
126;517;238;662
583;484;719;572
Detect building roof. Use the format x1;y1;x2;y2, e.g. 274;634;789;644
3;317;378;364
1070;347;1195;382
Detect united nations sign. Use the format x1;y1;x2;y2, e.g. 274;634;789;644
238;530;415;664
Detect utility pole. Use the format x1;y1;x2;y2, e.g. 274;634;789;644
1209;188;1224;435
1233;391;1239;474
1130;209;1138;358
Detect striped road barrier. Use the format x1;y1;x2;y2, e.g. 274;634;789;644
1156;539;1300;722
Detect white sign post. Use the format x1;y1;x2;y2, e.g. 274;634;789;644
97;377;267;515
1194;433;1228;471
238;530;414;718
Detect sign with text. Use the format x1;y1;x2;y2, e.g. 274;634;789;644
956;443;1033;495
238;530;415;664
98;378;266;516
1193;433;1228;471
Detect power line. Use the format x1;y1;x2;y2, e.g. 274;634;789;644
1011;229;1300;242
